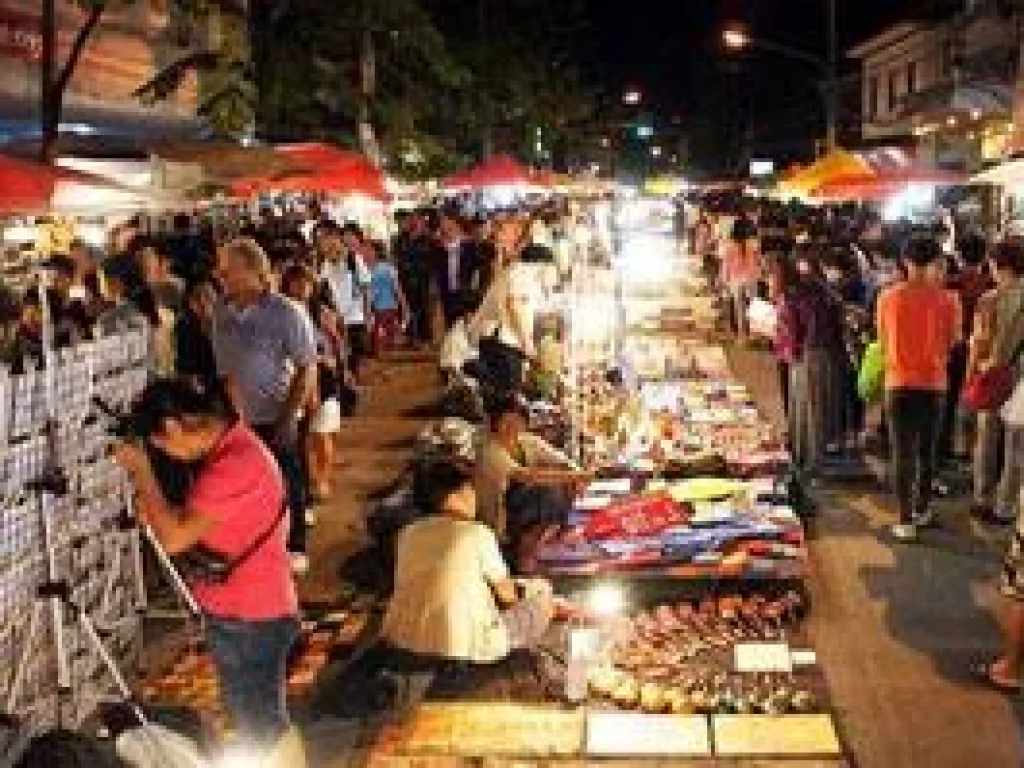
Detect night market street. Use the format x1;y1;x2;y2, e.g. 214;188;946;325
287;339;1021;767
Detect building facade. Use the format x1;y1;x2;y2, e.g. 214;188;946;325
0;0;202;146
848;0;1022;171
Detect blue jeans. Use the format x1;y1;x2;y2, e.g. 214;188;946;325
205;614;299;746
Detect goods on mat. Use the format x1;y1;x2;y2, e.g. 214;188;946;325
587;593;818;715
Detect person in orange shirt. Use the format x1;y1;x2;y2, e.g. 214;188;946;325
876;236;961;541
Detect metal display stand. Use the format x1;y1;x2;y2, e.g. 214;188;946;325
0;287;198;761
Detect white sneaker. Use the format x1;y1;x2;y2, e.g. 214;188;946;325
305;509;318;527
890;523;918;542
912;508;937;529
290;553;310;575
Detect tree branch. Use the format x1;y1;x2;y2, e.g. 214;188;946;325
51;4;104;102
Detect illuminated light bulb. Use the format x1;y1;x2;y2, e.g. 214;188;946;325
946;116;957;127
587;582;625;617
971;109;982;120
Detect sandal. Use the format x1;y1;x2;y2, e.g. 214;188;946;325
971;660;1023;694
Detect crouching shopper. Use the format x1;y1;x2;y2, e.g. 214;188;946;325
113;379;304;764
476;392;593;568
381;458;555;668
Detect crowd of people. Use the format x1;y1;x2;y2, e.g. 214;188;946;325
0;198;598;762
17;187;1024;760
686;193;1024;693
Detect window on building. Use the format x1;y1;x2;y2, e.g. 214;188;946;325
868;76;879;120
888;71;899;113
907;61;918;95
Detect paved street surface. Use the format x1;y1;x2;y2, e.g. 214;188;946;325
297;348;1024;767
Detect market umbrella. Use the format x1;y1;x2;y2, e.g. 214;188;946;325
0;154;152;215
231;161;387;200
442;154;537;190
776;149;873;199
811;169;965;201
152;141;302;183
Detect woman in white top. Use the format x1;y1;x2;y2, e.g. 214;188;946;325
382;460;554;664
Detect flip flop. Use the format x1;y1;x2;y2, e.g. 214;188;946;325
971;661;1023;694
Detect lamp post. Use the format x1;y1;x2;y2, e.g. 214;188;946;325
724;0;839;152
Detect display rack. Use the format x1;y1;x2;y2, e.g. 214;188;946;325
0;325;152;745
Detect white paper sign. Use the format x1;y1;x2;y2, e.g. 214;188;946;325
734;642;794;673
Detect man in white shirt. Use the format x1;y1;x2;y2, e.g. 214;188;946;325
319;221;372;379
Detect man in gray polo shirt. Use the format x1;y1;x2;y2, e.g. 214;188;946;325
212;237;318;571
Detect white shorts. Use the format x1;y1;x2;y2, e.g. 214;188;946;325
308;398;342;434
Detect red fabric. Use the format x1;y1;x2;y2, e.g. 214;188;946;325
373;308;403;353
0;154;124;215
812;170;963;201
578;494;685;541
187;423;298;620
442;154;537;190
231;144;387;199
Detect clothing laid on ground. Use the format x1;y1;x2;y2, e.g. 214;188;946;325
382;515;511;663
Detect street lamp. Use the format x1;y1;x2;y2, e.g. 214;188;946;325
623;88;642;105
723;29;750;50
722;0;839;152
651;145;663;158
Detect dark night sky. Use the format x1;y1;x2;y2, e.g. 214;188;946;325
586;0;913;172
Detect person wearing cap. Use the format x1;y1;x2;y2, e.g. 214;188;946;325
475;392;592;563
382;458;554;664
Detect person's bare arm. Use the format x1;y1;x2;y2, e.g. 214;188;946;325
510;466;593;487
221;374;247;423
115;444;215;555
489;577;520;607
278;362;317;435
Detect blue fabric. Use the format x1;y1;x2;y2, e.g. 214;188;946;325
370;263;401;311
204;614;299;747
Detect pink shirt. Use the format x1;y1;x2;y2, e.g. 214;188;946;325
722;239;761;287
187;423;298;620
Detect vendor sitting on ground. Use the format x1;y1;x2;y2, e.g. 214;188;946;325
381;458;555;664
475;392;593;565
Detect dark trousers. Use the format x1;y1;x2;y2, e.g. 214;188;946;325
404;277;432;343
254;424;307;554
886;388;944;523
205;614;299;747
939;341;967;463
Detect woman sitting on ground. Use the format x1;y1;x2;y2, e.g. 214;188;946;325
381;458;555;665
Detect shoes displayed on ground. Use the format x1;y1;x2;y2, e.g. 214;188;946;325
290;553;310;575
890;523;918;542
970;504;1014;527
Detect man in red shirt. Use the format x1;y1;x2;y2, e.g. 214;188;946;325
876;236;961;541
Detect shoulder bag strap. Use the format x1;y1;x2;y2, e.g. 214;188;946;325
225;502;288;576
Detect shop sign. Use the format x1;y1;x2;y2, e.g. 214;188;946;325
0;9;42;62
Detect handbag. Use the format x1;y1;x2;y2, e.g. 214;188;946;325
857;341;885;403
964;332;1024;412
173;504;286;585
